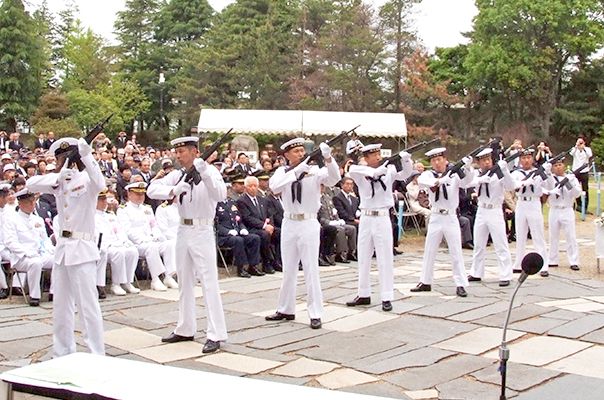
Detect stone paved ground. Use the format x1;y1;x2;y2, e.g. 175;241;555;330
1;230;604;400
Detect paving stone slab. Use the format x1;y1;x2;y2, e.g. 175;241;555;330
384;354;495;391
103;327;162;351
196;352;283;374
248;326;327;350
404;389;438;399
251;373;311;386
0;321;52;342
411;298;497;319
347;346;454;375
436;377;516;400
168;359;246;377
447;301;513;323
473;303;554;328
547;314;604;339
483;336;592;366
132;341;206;363
541;309;586;321
140;287;203;301
434;326;525;355
103;314;165;331
471;362;562;392
516;374;604;400
228;322;305;345
342;381;412;399
546;345;604;379
508;316;568;334
322;310;397;332
580;326;604;344
272;357;339;377
316;368;378;389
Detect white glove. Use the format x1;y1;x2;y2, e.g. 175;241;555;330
355;210;361;218
332;208;338;216
26;252;38;258
328;220;339;226
373;165;388;178
438;174;452;186
549;188;561;197
228;229;238;236
59;167;74;182
320;142;332;158
542;162;552;174
78;138;92;157
338;219;346;226
240;229;249;236
497;159;509;172
293;157;311;177
477;175;491;184
193;158;207;173
462;156;473;167
398;151;411;161
172;181;190;197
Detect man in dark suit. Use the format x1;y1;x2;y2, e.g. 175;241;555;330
43;132;56;150
8;133;24;152
237;175;280;274
115;131;128;149
35;196;55;237
234;153;254;176
333;177;360;227
34;134;46;150
215;199;263;278
319;186;357;263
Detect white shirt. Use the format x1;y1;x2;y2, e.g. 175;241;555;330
418;166;474;212
155;202;180;240
117;202;165;245
349;162;413;210
511;167;554;198
546;174;582;208
26;153;104;266
569;146;592;173
3;210;53;265
470;168;515;206
95;210;133;250
269;159;340;215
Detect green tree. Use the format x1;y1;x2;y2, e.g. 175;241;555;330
0;0;45;131
62;24;111;92
31;91;80;137
32;0;56;88
155;0;213;43
465;0;604;137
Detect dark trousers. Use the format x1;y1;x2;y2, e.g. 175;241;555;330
574;172;589;210
249;228;280;267
320;225;338;256
217;234;261;267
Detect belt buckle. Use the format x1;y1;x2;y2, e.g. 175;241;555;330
61;230;72;238
439;209;448;215
369;211;379;216
292;214;303;221
183;219;193;226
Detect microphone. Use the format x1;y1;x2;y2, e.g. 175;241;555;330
518;252;543;284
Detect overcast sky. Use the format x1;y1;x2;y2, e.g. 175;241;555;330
27;0;477;52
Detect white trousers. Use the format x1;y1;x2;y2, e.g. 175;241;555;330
469;207;513;281
277;218;323;319
548;207;579;266
53;261;105;357
174;225;227;341
420;213;468;287
13;255;53;299
137;240;176;279
97;246;139;285
514;200;548;272
356;214;394;301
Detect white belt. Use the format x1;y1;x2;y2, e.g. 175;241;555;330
286;213;315;221
550;205;571;210
479;202;498;210
60;230;94;241
518;196;539;201
431;208;454;215
181;218;213;226
362;209;388;217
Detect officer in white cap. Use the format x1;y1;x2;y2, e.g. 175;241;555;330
95;188;140;296
26;136;105;356
265;137;340;329
411;147;474;297
467;148;515;286
116;182;178;291
0;182;15;298
510;148;553;277
545;157;582;271
147;136;227;353
345;144;413;311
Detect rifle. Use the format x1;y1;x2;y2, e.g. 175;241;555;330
447;138;500;179
487;145;535;178
305;125;360;167
380;138;440;170
555;162;589;190
179;129;233;202
522;150;569;182
64;113;114;169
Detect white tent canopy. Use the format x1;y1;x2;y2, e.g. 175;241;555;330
197;109;407;138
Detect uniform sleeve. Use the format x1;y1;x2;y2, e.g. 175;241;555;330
459;166;475;189
155;207;169;232
269;167;296;195
202;165;227;202
392;158;414;181
568;176;583;198
317;158;341;187
80;153;105;193
147;170;183;200
117;208;144;245
348;165;374;180
3;217;29;259
26;173;60;195
417;171;437;190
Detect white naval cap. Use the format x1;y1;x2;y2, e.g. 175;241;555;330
476;148;493;159
0;181;11;192
46;163;56;171
125;181;147;193
1;153;12;160
425;147;447;159
360;144;382;154
280;138;305;152
170;136;199;148
48;137;78;157
3;164;15;172
520;148;535;156
15;188;36;200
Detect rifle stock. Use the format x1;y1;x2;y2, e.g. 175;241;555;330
380;137;440;167
487;145;535;178
523;150;569;181
307;125;360;167
555;162;589;190
447;138;500;179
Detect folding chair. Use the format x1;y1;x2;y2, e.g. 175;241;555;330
399;195;423;236
216;244;232;277
1;261;29;304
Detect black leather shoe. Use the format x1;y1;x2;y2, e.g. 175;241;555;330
162;332;194;343
499;280;510;287
237;267;251;278
456;287;468;297
0;288;7;300
97;286;106;299
410;283;431;292
393;248;403;255
11;287;23;296
347;254;358;262
570;265;580;271
462;242;474;250
263;265;275;274
247;266;265;276
335;254;350;264
549;264;559;268
265;312;295;321
273;263;283;272
346;296;370;307
310;318;322;329
29;297;40;307
327;255;336;266
468;275;481;282
513;269;522;274
202;339;220;353
48;293;53;302
382;301;392;312
318;256;330;266
540;271;549;277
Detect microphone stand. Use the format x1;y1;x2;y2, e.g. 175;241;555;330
499;280;522;400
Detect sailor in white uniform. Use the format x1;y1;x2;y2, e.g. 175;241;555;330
345;144;413;311
265;138;341;329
